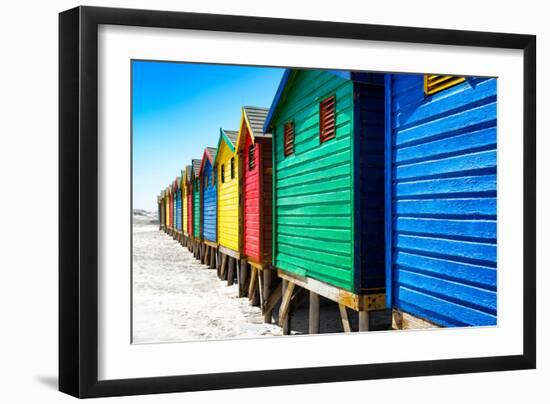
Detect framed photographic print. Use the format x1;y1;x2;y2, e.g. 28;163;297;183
59;5;536;398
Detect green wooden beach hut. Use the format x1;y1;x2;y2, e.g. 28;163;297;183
264;68;387;330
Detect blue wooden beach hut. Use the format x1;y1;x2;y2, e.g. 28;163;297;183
200;147;218;246
386;74;497;328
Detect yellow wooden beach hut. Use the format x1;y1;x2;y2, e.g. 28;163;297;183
214;128;240;281
164;186;170;233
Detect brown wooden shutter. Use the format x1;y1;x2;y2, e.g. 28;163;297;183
283;121;294;156
230;157;235;179
248;144;256;171
221;164;225;183
320;95;336;143
424;75;465;95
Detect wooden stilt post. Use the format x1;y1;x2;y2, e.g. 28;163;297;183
248;266;258;302
359;311;369;332
220;254;227;280
392;310;403;330
236;259;241;290
263;269;272;323
238;259;247;298
279;280;295;334
227;257;235;286
309;291;320;334
209;248;216;269
255;270;263;307
339;304;352;333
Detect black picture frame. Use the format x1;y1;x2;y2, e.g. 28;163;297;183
59;5;536;398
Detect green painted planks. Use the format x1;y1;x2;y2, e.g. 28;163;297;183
272;70;356;291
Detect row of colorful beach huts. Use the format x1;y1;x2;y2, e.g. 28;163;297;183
158;69;497;332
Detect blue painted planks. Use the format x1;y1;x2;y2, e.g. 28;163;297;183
394;102;496;147
390;74;497;327
396;287;496;327
394;126;496;164
394;251;496;289
396;198;496;217
395;217;496;240
202;159;217;243
395;174;496;198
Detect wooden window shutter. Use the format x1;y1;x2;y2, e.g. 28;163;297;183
248;144;256;171
424;75;465;95
230;157;235;179
221;164;225;183
283;121;294;157
320;95;336;143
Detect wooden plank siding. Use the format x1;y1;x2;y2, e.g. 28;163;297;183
172;184;177;232
270;70;356;291
182;168;189;236
175;179;182;232
243;130;262;261
215;131;240;253
192;159;202;239
165;187;170;229
261;138;273;264
238;107;272;265
187;183;193;236
390;74;497;327
201;150;217;243
168;188;173;230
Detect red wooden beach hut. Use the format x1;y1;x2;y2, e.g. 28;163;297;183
236;107;272;267
235;106;273;308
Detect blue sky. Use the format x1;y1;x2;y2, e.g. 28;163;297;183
132;61;285;212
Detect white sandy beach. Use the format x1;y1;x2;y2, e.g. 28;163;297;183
132;211;283;343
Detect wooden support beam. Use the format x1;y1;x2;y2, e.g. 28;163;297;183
278;269;385;312
309;292;320;334
209;248;216;269
263;270;272;323
238;259;247;298
236;259;241;288
359;311;369;332
202;245;207;265
227;257;235;286
278;280;295;330
339;304;352;333
218;245;240;260
257;270;264;307
262;281;282;317
220;254;227;280
248;266;258;303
